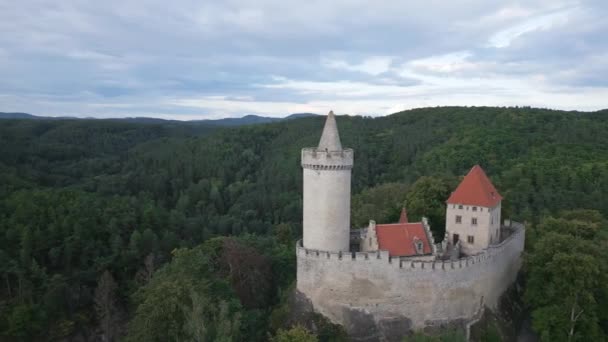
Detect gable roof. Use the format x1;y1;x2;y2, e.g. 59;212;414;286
446;165;502;207
376;222;432;257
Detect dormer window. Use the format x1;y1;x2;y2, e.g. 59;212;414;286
472;206;477;212
413;238;424;254
458;205;463;209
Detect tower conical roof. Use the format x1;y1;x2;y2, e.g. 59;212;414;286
318;111;342;151
446;165;502;207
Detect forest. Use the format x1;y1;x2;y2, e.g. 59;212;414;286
1;106;607;341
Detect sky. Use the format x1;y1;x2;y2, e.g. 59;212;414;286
0;0;607;119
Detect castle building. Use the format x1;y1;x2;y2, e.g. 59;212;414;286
297;112;525;340
361;208;435;259
445;165;503;255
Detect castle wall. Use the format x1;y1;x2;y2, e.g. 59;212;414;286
296;222;525;331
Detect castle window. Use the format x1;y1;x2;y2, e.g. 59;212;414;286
471;218;478;225
456;215;462;224
467;236;474;244
472;206;477;212
369;237;372;246
458;205;463;209
491;216;494;224
414;239;424;254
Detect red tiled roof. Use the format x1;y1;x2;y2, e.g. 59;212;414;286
446;165;502;207
376;222;432;257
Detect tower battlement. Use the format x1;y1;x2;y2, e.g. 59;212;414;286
301;148;354;170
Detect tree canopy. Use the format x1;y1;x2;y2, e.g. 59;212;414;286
1;106;607;340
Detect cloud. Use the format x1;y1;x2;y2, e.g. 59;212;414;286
261;76;419;98
407;51;475;74
0;0;606;119
488;7;576;48
322;56;394;76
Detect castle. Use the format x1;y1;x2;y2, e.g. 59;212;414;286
297;112;525;340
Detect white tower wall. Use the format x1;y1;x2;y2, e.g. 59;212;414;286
302;167;351;252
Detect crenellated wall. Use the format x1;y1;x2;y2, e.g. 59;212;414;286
296;221;525;332
301;148;354;169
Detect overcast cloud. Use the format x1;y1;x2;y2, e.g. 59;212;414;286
0;0;606;119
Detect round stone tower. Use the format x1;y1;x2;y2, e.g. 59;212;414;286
301;111;353;252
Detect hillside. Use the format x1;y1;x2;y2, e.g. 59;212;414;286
0;112;41;119
0;111;319;126
0;106;607;341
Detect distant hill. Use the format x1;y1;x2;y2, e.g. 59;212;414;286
0;112;320;126
284;113;319;120
196;114;281;126
0;112;41;119
192;113;318;126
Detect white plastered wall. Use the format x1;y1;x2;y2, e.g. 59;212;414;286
302;167;351;252
445;202;501;255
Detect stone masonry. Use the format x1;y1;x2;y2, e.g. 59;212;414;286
296;221;524;335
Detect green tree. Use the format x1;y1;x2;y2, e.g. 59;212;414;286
272;326;318;342
214;301;241;342
525;214;608;341
404;330;466;342
405;176;456;240
94;270;120;342
128;230;142;257
351;182;409;228
125;240;245;342
2;106;608;340
5;304;46;338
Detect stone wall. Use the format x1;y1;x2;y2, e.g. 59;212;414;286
296;221;525;336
